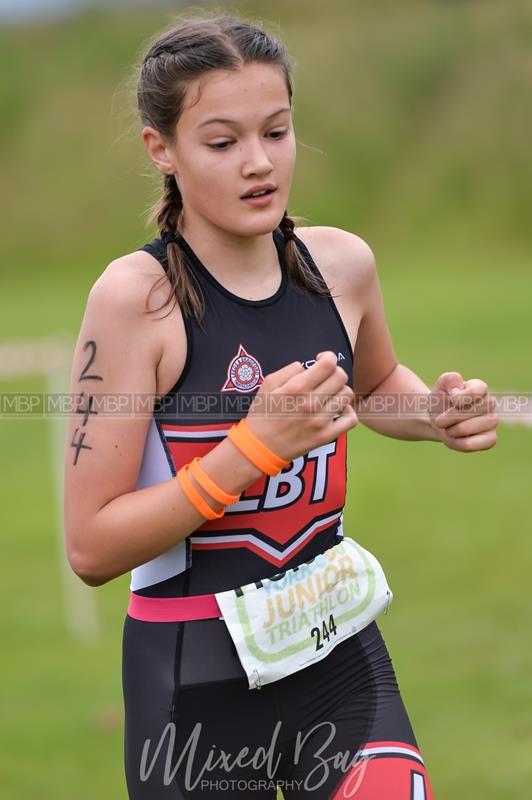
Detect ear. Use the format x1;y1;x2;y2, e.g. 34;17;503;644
141;126;176;177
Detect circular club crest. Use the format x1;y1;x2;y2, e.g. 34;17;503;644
221;345;264;393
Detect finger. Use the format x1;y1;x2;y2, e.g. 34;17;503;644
443;429;498;452
311;367;349;409
434;395;492;428
445;413;499;439
450;379;489;409
321;403;359;442
428;389;457;419
321;385;354;418
283;351;338;393
264;360;305;390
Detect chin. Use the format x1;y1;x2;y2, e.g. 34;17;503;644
226;217;283;239
247;222;283;238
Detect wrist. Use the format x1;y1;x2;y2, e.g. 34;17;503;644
425;417;444;443
200;433;265;496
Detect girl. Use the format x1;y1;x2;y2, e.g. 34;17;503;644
64;13;498;799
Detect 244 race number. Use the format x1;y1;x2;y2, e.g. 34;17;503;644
310;614;337;651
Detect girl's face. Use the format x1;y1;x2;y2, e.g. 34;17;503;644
160;61;296;239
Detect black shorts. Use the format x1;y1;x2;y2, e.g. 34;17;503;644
122;614;435;799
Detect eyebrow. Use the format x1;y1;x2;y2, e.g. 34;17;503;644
197;107;291;129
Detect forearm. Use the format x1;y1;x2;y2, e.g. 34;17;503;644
77;436;263;586
355;363;443;442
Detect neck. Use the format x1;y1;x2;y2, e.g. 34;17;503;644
179;217;281;285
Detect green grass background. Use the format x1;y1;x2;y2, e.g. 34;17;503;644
0;0;531;797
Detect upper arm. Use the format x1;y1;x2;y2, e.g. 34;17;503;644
63;257;162;574
344;236;398;400
295;225;398;400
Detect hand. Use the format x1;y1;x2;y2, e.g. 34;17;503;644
428;371;499;452
245;351;358;461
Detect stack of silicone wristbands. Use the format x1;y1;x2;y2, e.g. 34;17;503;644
176;418;290;520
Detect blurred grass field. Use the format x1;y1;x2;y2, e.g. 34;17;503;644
1;1;531;798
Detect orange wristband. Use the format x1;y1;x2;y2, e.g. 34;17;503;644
188;457;241;506
226;419;290;477
176;464;225;520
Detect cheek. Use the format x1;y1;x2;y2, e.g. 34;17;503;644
181;165;243;229
280;135;297;172
182;159;228;208
176;141;226;198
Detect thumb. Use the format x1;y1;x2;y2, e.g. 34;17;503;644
429;372;465;420
433;371;465;398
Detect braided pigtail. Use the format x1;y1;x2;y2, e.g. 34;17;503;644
145;174;206;330
157;173;183;236
278;211;330;297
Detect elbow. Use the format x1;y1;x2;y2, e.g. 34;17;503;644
78;570;108;588
78;572;107;588
66;537;111;587
65;511;117;586
68;551;108;587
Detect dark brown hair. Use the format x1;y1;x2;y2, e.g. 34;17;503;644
136;12;330;327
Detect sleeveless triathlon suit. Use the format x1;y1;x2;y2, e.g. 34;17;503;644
121;228;435;799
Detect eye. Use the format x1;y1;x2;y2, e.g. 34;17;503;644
207;129;289;150
269;129;288;139
208;141;232;150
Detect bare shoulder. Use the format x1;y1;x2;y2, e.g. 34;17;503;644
292;225;378;354
293;225;377;297
89;248;175;349
89;248;170;316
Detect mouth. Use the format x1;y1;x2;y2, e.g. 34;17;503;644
240;185;277;199
240;187;277;206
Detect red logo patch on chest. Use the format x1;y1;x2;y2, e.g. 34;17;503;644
221;344;265;393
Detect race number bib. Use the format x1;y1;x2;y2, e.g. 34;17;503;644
215;537;393;690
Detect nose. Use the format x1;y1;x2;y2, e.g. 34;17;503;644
241;137;273;177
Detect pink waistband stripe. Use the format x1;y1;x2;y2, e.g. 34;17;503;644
127;591;222;622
